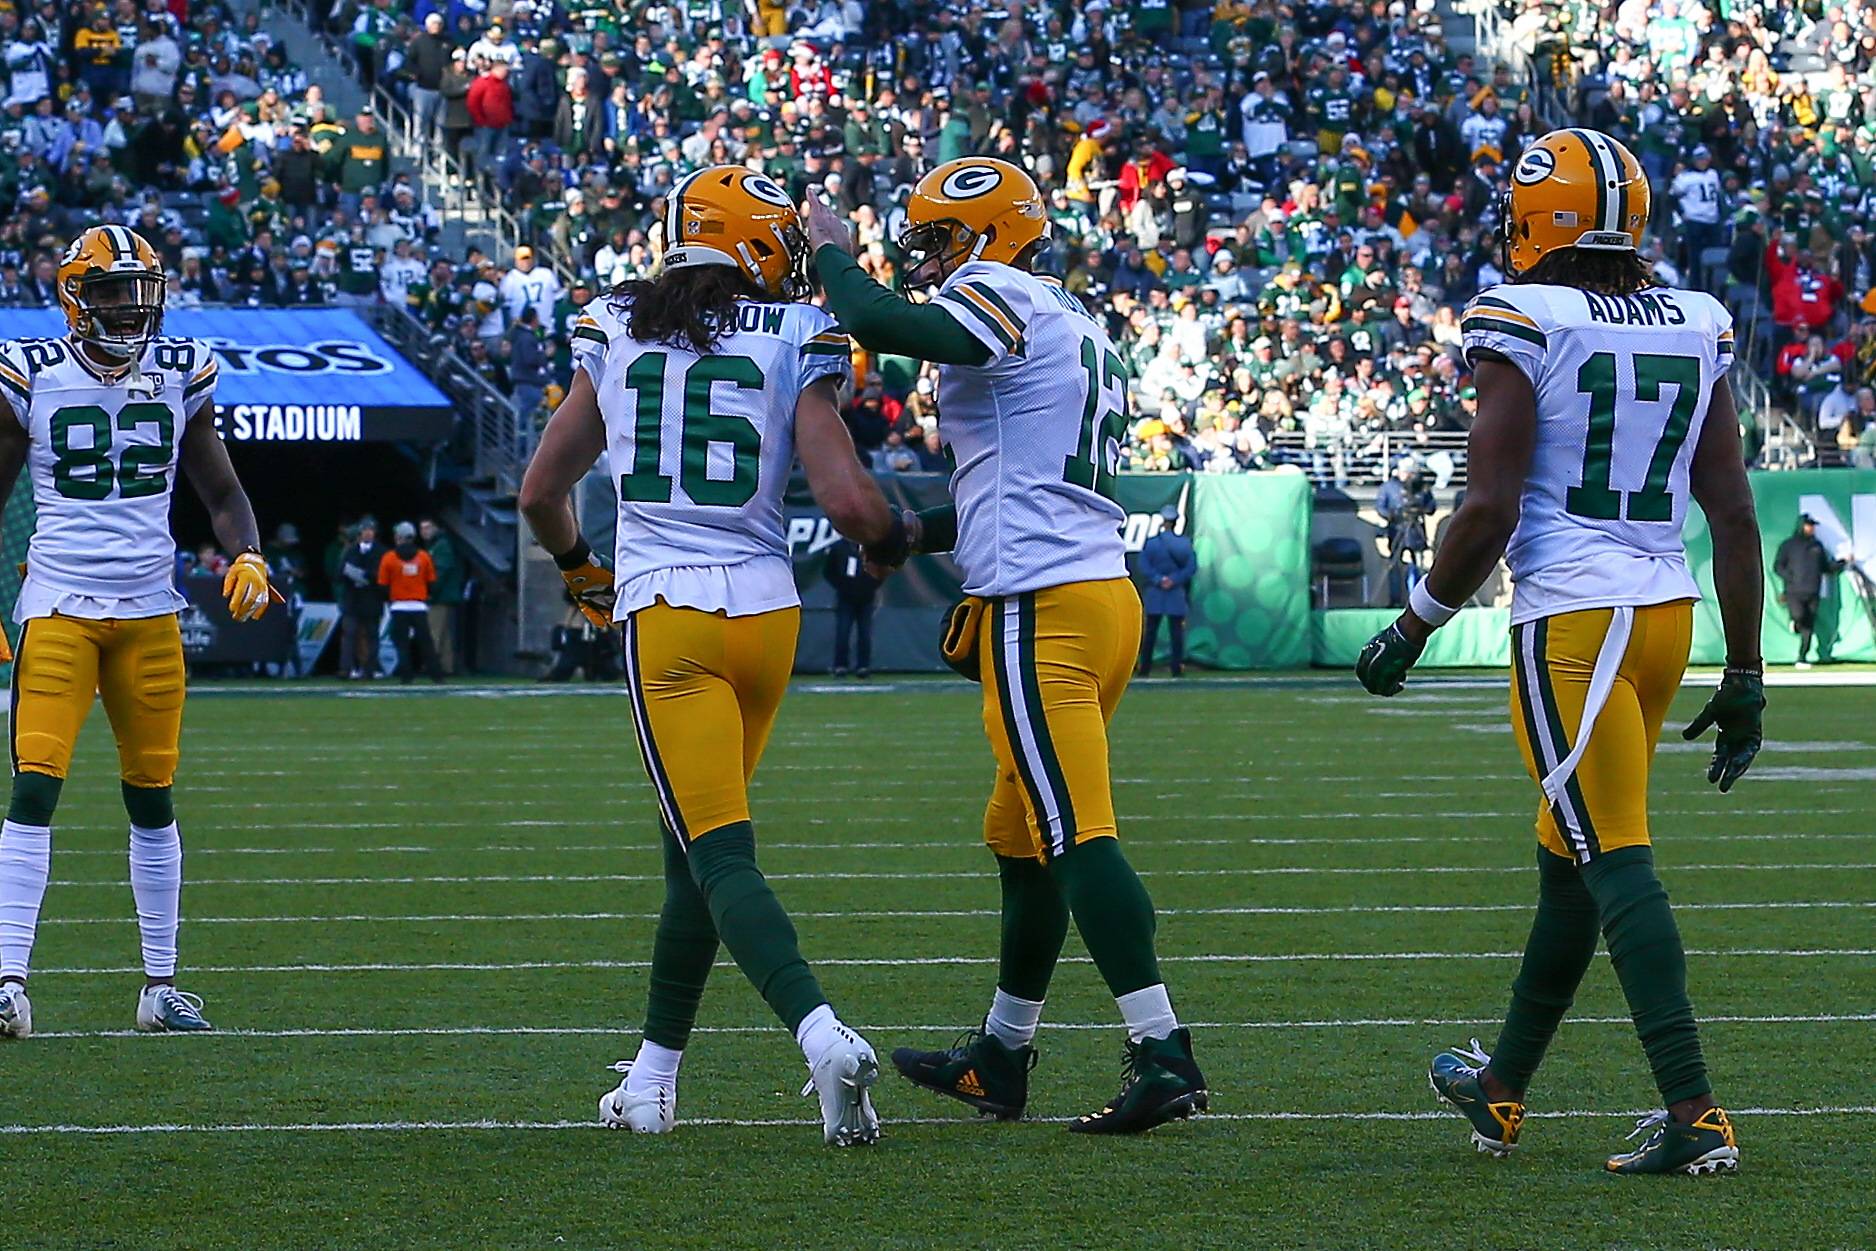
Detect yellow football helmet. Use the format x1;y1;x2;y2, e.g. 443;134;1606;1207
900;158;1048;290
58;224;166;358
660;165;810;299
1502;129;1650;276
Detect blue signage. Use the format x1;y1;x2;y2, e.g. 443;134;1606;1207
0;308;455;442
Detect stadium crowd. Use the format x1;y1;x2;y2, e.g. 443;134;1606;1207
3;0;1875;473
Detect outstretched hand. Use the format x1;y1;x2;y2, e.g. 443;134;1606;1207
1681;669;1765;793
801;193;854;257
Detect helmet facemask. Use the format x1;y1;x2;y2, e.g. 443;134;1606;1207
73;271;165;359
898;219;983;292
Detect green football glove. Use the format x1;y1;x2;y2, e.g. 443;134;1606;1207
1680;667;1765;793
1355;620;1426;697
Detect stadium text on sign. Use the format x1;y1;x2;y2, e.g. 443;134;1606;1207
219;405;366;442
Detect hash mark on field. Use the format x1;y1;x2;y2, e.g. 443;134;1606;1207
29;949;1876;975
5;1106;1873;1135
33;1014;1876;1041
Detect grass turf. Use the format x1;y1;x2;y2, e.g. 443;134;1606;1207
5;674;1873;1250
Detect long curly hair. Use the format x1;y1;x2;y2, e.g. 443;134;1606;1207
1518;247;1658;295
609;265;771;355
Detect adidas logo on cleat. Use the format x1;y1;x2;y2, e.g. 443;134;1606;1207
955;1069;986;1098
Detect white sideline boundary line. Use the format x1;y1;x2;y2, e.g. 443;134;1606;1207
4;1106;1873;1135
33;1013;1876;1042
44;862;1876;888
35;899;1876;927
27;949;1876;976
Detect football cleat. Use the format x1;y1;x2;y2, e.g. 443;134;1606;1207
1606;1107;1739;1176
1069;1027;1208;1135
802;1023;881;1147
0;983;31;1039
891;1025;1037;1120
598;1060;676;1134
135;985;212;1032
1429;1038;1524;1157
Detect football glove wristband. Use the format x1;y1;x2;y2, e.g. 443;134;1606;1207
553;537;618;630
862;509;919;570
222;549;279;622
1354;621;1426;697
1681;665;1765;793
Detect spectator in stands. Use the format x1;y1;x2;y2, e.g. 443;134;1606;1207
507;304;550;453
438;48;475;173
1137;507;1196;679
404;13;450;143
466;59;514;184
378;521;442;684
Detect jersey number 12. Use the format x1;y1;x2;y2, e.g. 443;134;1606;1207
1566;351;1701;523
1063;337;1128;500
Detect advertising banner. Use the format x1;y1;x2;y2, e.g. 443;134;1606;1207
179;578;296;664
0;309;453;443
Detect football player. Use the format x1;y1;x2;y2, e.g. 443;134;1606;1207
0;226;276;1039
803;160;1208;1134
518;166;903;1146
1355;129;1763;1175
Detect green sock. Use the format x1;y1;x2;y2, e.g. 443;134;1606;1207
1581;845;1711;1107
643;824;719;1051
121;782;175;829
1048;837;1163;998
1488;847;1601;1095
6;772;62;826
685;821;827;1034
996;854;1069;1002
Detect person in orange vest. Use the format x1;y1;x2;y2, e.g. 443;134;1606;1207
377;522;443;683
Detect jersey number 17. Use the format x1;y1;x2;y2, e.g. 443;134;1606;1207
1566;350;1701;524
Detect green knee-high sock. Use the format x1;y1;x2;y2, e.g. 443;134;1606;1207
643;824;720;1051
1582;845;1711;1107
685;821;827;1034
7;773;62;826
1048;837;1162;998
1488;847;1602;1094
997;854;1069;1001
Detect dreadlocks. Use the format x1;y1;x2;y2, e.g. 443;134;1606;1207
1518;247;1658;296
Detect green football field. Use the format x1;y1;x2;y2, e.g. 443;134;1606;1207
5;673;1873;1250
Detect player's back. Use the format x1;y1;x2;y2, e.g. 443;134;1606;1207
932;261;1128;597
1;334;214;602
572;294;848;616
1460;282;1734;624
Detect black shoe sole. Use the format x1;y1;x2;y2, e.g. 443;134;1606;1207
890;1051;1025;1121
1068;1087;1210;1135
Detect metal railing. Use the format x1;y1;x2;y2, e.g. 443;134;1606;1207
366;303;527;494
1265;429;1470;490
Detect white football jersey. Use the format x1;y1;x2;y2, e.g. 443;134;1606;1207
571;295;850;618
0;335;218;619
931;261;1128;597
1461;282;1735;624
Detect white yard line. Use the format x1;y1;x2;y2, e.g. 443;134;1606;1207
26;949;1876;976
32;1013;1876;1042
41;862;1876;888
3;1106;1872;1135
35;899;1876;927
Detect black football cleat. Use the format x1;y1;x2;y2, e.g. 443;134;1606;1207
1069;1027;1209;1135
891;1026;1036;1120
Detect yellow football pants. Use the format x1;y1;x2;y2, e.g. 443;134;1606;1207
8;613;186;787
980;578;1142;863
1509;600;1693;863
622;601;798;843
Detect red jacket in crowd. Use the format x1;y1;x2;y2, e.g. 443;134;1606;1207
1766;241;1845;331
467;73;515;129
1117;150;1176;213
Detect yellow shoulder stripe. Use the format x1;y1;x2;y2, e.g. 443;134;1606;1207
1461;306;1540;331
953;284;1022;344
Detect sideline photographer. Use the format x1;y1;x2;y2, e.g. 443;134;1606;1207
1376;458;1435;607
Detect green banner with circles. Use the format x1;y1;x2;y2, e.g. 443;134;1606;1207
1180;473;1314;669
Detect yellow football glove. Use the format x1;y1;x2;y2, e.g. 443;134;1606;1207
0;628;12;663
223;550;281;622
554;539;617;630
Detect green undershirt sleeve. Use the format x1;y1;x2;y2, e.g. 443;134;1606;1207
814;245;991;366
916;504;958;554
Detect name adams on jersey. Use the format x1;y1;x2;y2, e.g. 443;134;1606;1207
0;335;218;614
1460;282;1734;624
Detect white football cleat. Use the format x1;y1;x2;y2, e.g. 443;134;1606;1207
802;1023;880;1147
136;985;212;1032
599;1061;676;1134
0;983;31;1039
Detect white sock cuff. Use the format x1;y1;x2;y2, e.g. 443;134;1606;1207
794;1002;836;1047
986;988;1045;1049
1;820;52;847
129;822;180;843
626;1038;683;1090
1115;984;1179;1043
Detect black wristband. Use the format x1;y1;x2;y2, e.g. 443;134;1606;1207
553;537;593;572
